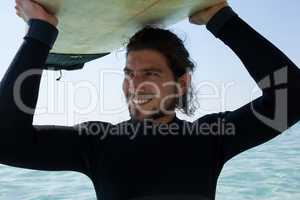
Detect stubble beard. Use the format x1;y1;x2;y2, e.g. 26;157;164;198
128;97;177;122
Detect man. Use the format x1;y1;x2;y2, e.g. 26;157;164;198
0;0;299;200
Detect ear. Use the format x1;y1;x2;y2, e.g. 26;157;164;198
177;73;191;96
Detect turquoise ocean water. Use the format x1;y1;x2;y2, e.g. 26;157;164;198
0;123;299;200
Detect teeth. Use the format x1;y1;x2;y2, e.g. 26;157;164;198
132;98;152;105
128;94;155;105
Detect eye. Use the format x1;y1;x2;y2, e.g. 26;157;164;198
145;71;160;77
124;71;133;78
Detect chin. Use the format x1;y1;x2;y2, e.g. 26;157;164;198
130;112;151;122
130;110;169;123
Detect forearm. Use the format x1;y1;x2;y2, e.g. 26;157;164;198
0;19;58;123
203;7;300;162
0;22;93;173
0;19;58;147
206;7;300;88
207;7;300;127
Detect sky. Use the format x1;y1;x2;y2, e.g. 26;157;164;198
0;0;299;126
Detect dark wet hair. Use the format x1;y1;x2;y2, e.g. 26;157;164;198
126;26;197;116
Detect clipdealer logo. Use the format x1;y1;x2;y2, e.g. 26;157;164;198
250;67;288;132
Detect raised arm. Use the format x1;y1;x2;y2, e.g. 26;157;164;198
190;5;300;163
0;1;99;176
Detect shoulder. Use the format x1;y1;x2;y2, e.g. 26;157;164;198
192;111;231;124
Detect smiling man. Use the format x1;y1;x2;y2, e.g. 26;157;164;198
123;45;191;124
0;0;300;200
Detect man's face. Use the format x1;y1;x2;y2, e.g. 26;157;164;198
122;49;181;122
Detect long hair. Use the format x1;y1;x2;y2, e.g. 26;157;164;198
126;26;198;116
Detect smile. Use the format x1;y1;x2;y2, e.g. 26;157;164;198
129;94;155;105
132;98;153;105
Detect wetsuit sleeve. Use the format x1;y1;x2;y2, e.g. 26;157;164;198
0;19;98;175
204;7;300;163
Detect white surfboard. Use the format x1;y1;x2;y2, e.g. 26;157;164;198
35;0;223;70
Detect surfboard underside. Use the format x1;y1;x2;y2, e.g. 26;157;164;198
35;0;222;70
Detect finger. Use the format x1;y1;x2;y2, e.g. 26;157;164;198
15;0;26;5
16;11;21;17
215;0;228;6
188;16;198;24
15;10;23;19
18;0;32;8
15;0;21;8
16;0;24;9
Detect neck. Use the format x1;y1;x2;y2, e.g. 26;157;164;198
130;112;176;125
152;112;176;125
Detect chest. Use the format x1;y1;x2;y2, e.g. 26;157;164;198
92;134;221;199
101;136;217;183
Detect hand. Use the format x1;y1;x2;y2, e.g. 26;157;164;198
189;1;228;25
15;0;58;27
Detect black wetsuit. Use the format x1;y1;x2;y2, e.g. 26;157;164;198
0;7;299;200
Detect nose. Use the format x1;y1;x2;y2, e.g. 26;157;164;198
126;72;159;95
128;74;146;93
